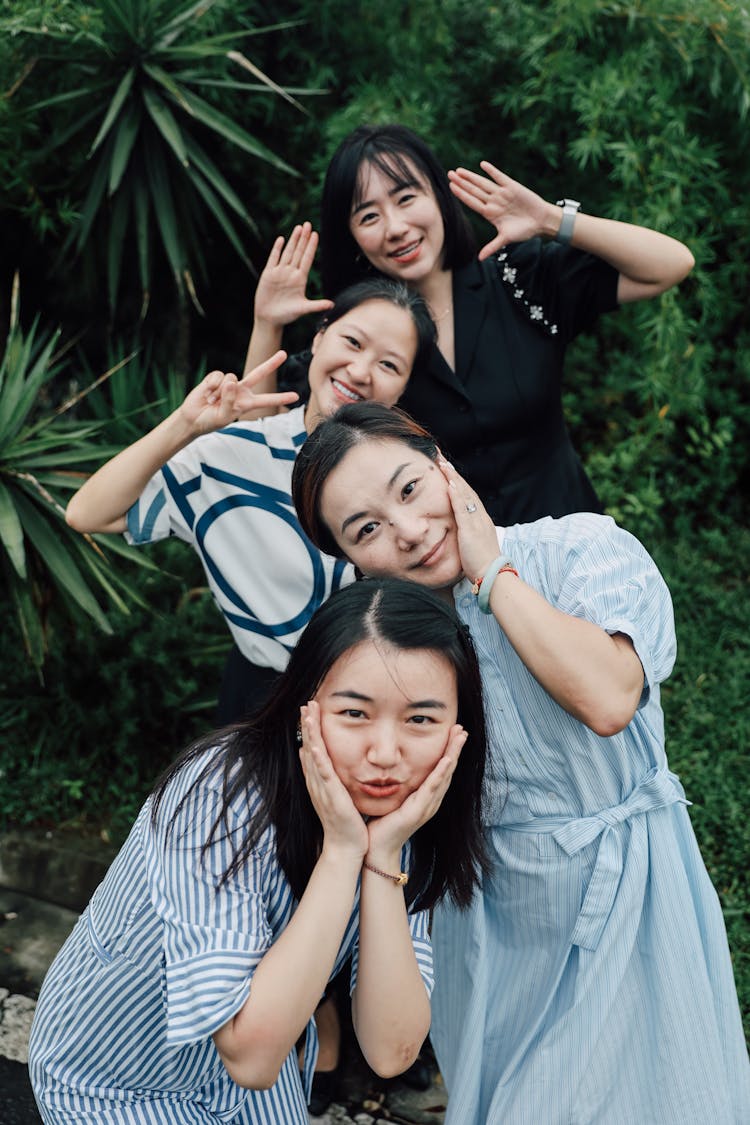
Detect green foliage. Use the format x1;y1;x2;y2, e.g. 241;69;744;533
0;284;159;673
0;0;304;314
0;538;229;840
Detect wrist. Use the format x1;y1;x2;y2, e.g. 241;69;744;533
553;198;581;244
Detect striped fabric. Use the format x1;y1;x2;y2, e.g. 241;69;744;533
431;513;750;1124
124;404;352;672
29;750;433;1123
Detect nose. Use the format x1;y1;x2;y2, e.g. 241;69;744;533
390;512;428;551
346;354;371;385
384;204;409;241
366;725;401;769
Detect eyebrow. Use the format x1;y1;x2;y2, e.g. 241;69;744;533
339;461;412;534
331;690;447;710
351;178;419;217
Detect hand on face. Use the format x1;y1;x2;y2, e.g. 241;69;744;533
180;354;298;433
299;701;369;861
438;457;499;584
448;161;550;260
365;724;467;858
254;222;334;328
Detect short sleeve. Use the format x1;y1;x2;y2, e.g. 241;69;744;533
553;517;676;705
145;762;276;1046
501;239;620;343
124;443;206;547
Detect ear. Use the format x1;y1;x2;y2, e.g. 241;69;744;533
311;327;325;355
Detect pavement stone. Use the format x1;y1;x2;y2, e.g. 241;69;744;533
0;830;448;1123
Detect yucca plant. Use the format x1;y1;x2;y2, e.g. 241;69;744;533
2;0;307;312
0;281;158;677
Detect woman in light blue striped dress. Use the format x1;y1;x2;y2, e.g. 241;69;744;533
291;401;750;1125
28;579;490;1123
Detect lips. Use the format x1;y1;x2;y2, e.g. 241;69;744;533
413;531;447;569
389;239;421;263
358;778;402;798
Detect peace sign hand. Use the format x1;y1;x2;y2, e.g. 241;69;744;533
448;162;553;259
254;222;334;328
180;353;298;434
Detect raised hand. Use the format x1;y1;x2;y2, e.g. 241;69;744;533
438;457;499;585
366;725;467;857
254;222;334;328
299;701;369;860
448;161;552;259
180;353;298;434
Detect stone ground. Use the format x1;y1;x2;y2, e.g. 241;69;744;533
0;832;448;1124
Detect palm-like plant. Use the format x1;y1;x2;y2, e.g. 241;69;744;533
0;280;157;676
3;0;306;311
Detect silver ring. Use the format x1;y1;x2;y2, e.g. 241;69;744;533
466;502;477;513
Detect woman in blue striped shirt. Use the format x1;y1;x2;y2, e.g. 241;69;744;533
29;579;489;1123
290;402;750;1125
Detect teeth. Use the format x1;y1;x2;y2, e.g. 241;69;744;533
332;380;364;401
392;241;419;258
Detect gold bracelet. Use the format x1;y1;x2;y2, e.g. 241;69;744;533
363;860;408;886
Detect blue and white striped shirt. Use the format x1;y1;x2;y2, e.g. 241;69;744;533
29;750;433;1123
125;405;352;671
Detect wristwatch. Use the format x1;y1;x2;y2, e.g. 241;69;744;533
555;198;580;244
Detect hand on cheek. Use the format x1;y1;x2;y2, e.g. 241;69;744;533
437;458;499;583
367;725;468;856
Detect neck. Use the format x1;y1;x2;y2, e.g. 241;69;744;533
415;268;453;318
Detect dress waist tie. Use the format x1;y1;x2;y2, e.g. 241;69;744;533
502;767;689;952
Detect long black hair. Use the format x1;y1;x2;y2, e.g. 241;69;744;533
152;578;489;911
292;401;439;559
320;124;476;295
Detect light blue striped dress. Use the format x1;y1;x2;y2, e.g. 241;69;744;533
29;751;433;1123
431;513;750;1124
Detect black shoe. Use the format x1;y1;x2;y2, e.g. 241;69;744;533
308;1067;340;1116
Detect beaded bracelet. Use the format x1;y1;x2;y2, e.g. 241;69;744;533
363;860;408;886
472;554;518;614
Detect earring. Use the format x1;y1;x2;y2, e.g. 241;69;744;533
296;724;303;745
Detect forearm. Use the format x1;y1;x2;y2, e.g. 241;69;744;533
352;854;431;1077
487;571;644;735
66;409;197;534
243;320;283;384
213;848;361;1089
540;203;694;301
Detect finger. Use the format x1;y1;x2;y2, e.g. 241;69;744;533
280;224;302;264
305;298;335;315
245;390;299;410
478;160;510;186
292;221;313;267
298;227;319;273
448;179;489;216
449;167;496;195
202;370;226;403
240;350;288;387
265;235;285;270
478;233;506;260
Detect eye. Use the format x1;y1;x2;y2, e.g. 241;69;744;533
355;519;379;542
407;714;436;725
357;210;379;225
398;191;417;205
344;335;361;349
401;478;419;499
342;708;367;719
380;359;400;373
